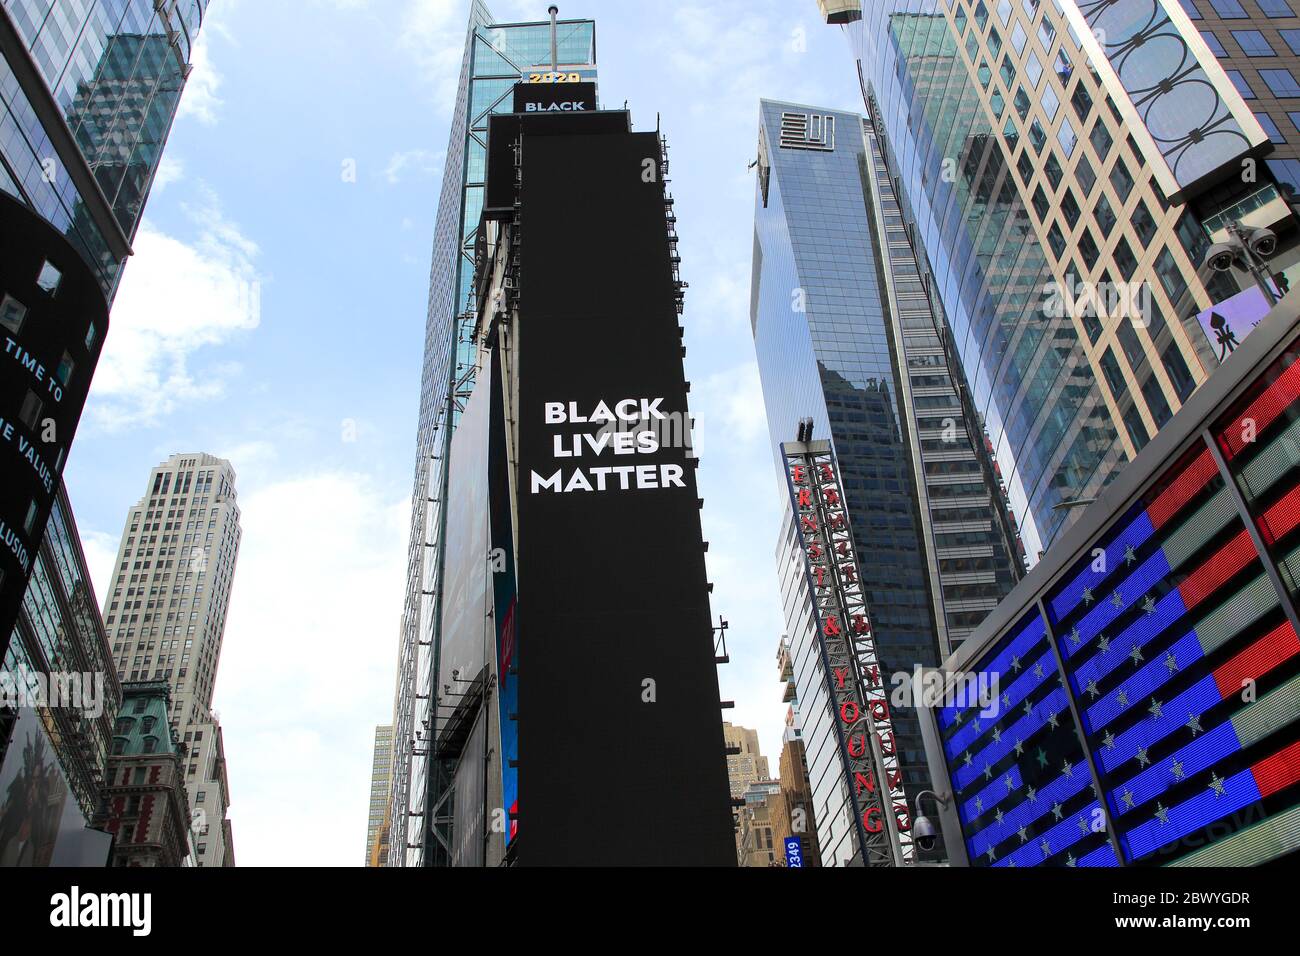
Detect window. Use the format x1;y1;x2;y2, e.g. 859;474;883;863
1281;29;1300;54
1132;200;1158;246
1032;185;1051;220
1047;221;1067;258
1000;54;1016;88
1259;0;1295;15
1268;157;1300;199
1154;246;1190;304
1142;374;1174;428
1090;121;1113;156
1079;229;1101;270
1180;0;1203;18
1017;149;1035;184
1114;236;1139;279
1260;69;1300;97
1042;84;1060;122
1026;51;1043;88
1058;117;1078;156
1029;118;1048;152
1094;194;1117;234
1076;152;1097;194
1162;344;1197;402
17;390;42;430
85;323;98;351
1071;82;1093;121
1201;31;1227;56
1124;405;1151;452
1100;347;1128;396
55;351;74;387
1061;187;1081;223
1038;17;1056;49
1015;87;1032;120
1044;152;1064;188
1225;70;1256;99
1012;22;1028;53
1233;30;1275;55
35;261;61;294
1257;112;1286;143
0;294;26;334
1208;0;1249;17
1056;48;1073;82
1110;157;1135;197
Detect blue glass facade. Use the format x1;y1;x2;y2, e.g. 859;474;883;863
844;5;1135;561
2;487;119;824
1;0;206;293
753;99;1021;864
834;0;1300;567
390;1;597;866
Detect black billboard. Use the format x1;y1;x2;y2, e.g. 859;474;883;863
512;81;597;116
515;130;735;865
0;194;108;656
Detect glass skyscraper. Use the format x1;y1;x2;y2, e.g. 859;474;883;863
751;99;1022;864
0;1;207;864
388;1;596;867
2;0;206;295
823;0;1300;560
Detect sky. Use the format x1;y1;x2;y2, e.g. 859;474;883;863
67;0;865;866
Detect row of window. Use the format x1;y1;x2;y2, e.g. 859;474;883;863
1183;0;1297;18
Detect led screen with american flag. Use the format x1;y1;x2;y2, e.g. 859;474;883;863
938;341;1300;867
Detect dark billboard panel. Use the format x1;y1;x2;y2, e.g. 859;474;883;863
512;81;596;115
0;195;108;654
515;130;734;865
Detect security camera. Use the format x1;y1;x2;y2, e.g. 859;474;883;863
1206;242;1240;273
914;814;939;852
1247;226;1278;259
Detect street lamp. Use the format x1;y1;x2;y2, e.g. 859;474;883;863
1038;497;1097;560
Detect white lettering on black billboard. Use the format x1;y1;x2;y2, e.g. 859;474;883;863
530;397;686;494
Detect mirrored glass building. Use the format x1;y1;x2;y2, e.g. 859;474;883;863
0;2;209;856
823;0;1300;562
751;99;1023;864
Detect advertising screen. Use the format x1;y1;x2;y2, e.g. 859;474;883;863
514;128;734;865
438;363;494;701
935;333;1300;866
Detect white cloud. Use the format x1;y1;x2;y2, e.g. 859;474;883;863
383;148;444;184
212;471;409;867
87;191;261;430
176;34;223;125
152;155;185;193
398;0;466;105
80;529;123;609
696;362;770;453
